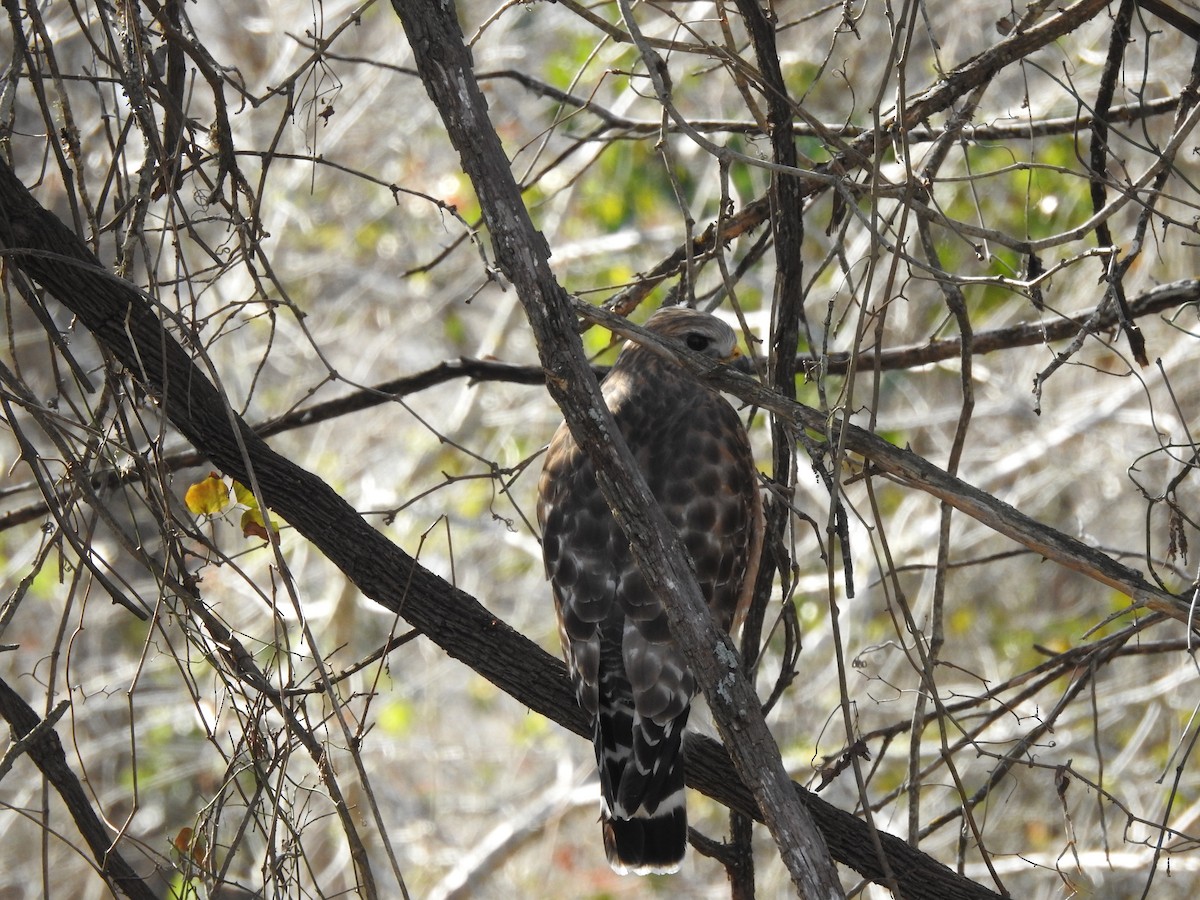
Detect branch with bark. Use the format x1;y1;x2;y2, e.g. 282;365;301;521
393;0;840;894
0;677;157;900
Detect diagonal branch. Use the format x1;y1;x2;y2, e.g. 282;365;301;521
391;0;841;894
573;301;1193;629
0;677;157;900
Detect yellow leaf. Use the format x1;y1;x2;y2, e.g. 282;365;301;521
240;507;277;542
184;474;229;515
232;480;258;509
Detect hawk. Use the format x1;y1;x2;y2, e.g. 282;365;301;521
537;306;763;874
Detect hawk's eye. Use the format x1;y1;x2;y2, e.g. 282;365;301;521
686;333;709;351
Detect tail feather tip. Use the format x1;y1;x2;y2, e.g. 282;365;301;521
602;808;686;876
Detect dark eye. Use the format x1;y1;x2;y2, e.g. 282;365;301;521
686;333;709;351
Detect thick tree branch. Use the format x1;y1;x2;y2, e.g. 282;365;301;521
731;0;816;891
391;0;841;894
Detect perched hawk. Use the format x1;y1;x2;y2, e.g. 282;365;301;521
537;306;763;874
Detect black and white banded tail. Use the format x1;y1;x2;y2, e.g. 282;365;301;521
595;686;690;874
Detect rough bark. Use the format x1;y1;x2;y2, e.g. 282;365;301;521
390;0;841;894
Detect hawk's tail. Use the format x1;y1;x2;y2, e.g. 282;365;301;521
601;778;687;875
595;696;690;875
